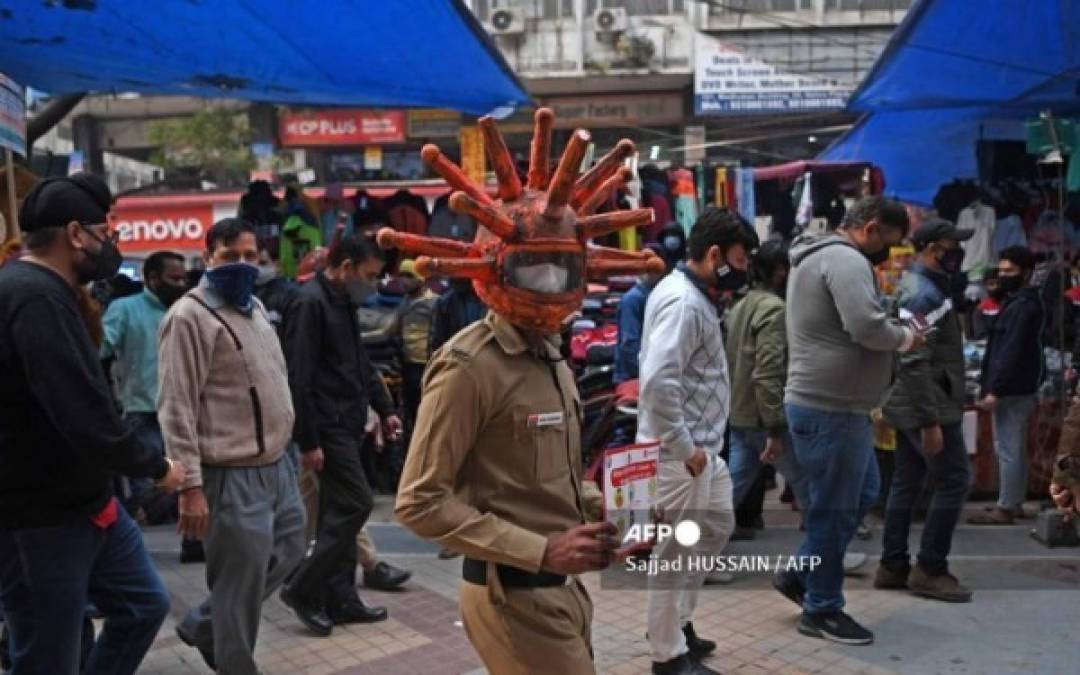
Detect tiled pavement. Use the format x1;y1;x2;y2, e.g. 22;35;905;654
136;496;1080;674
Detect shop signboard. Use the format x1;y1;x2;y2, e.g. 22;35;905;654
460;125;485;186
0;73;24;156
113;197;236;253
545;94;684;130
407;109;461;139
279;108;406;147
695;38;850;115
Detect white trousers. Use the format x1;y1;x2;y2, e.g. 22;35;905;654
647;453;735;662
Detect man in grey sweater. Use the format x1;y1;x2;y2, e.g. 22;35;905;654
773;197;923;646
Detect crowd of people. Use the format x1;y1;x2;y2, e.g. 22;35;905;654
0;171;1076;675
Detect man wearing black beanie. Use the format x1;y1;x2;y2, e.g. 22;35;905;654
0;173;185;674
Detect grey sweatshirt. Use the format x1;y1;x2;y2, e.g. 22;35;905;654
785;233;912;415
637;267;730;460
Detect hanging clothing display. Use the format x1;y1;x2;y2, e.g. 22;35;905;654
736;167;756;226
429;193;477;242
669;167;698;236
958;200;996;273
992;213;1027;259
386;189;430;236
714;167;730;208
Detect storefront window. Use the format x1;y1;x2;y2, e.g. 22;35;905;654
328;150;426;182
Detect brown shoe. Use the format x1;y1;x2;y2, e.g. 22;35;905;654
873;564;910;590
967;507;1014;525
908;567;973;603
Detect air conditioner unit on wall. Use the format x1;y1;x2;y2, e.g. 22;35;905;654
488;7;526;35
592;7;629;34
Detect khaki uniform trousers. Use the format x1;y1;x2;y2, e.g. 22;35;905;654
459;571;595;675
299;465;377;568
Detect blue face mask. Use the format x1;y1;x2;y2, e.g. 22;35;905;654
206;262;259;310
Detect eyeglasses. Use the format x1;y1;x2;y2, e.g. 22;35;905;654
79;222;119;245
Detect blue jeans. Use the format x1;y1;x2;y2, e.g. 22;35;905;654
0;507;170;675
728;427;811;511
993;395;1036;511
786;403;880;615
882;423;971;575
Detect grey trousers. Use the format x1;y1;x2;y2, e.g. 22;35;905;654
178;457;306;675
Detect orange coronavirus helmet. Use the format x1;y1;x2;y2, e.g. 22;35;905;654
377;108;663;334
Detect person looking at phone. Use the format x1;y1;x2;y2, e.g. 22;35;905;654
875;217;974;603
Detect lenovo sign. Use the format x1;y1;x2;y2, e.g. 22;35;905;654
112;203;216;253
279;109;406;147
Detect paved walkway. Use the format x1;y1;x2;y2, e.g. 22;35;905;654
136;496;1079;675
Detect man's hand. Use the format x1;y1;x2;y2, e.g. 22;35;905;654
178;488;210;541
978;394;998;412
301;447;325;473
921;425;944;457
909;330;928;350
541;522;620;574
760;435;783;464
155;459;186;492
1050;483;1075;522
684;448;708;478
383;414;404;442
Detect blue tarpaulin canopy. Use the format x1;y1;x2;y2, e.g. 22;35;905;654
821;0;1080;205
0;0;529;116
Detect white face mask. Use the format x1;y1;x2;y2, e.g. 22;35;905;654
513;262;569;294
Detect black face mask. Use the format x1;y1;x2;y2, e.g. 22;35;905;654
865;247;890;267
998;274;1024;295
75;225;123;284
153;281;187;307
715;263;748;293
938;248;966;274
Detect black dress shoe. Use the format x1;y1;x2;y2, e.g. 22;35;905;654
180;539;206;564
328;599;389;625
279;587;333;637
652;653;721;675
729;525;756;541
683;621;716;658
363;561;412;591
176;625;216;671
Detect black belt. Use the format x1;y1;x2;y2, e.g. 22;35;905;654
462;557;567;588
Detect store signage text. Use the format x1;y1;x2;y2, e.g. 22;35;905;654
279;109;406;146
113;204;215;252
694;38;850;115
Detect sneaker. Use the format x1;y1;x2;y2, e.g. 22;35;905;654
652;652;721;675
438;547;461;559
873;564;910;590
772;570;805;607
797;611;874;645
907;567;973;603
730;525;756;541
682;621;716;658
842;552;868;574
968;507;1014;525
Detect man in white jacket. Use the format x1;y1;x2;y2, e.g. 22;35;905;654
638;208;755;675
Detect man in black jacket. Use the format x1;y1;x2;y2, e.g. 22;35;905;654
970;246;1045;525
0;174;184;674
281;234;401;635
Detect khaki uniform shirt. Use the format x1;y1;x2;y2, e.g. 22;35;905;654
396;312;601;573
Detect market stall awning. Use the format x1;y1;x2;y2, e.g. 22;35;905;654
0;0;529;116
752;160;871;183
821;0;1080;205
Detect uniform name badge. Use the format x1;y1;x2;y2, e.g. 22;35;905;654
603;441;661;542
527;411;564;428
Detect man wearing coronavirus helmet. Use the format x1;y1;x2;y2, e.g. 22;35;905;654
390;108;662;674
